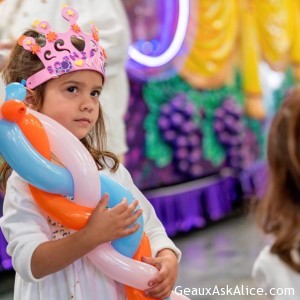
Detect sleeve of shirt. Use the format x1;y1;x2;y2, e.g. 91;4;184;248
111;164;182;261
252;246;272;296
0;172;51;282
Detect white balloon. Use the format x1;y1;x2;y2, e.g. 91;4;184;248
87;243;157;290
29;109;100;207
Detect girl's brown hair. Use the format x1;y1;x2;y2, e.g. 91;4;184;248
0;30;119;190
256;87;300;272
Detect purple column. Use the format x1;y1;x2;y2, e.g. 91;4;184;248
0;191;12;271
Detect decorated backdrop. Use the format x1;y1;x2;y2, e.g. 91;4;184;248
123;0;296;190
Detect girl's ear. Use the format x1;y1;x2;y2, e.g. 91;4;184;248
24;89;37;110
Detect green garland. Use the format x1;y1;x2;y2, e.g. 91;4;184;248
273;67;295;112
143;76;191;167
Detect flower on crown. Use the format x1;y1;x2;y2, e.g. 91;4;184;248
19;6;106;89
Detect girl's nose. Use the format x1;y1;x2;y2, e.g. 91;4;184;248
80;97;95;112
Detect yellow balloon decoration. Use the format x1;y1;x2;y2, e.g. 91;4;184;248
179;0;239;89
254;0;292;71
239;0;265;120
289;0;300;81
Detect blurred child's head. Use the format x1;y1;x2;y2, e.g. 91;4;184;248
258;87;300;271
267;88;300;200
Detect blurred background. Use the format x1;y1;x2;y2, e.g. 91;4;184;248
1;0;299;298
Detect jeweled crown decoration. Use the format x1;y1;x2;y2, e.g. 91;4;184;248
20;6;106;89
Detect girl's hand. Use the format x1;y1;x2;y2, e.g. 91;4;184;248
142;249;178;299
0;42;13;50
82;193;142;248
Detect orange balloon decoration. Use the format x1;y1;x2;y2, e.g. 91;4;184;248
29;186;93;230
1;99;26;123
125;233;157;300
18;112;51;159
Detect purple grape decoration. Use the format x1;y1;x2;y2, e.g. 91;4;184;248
214;97;259;171
158;94;203;177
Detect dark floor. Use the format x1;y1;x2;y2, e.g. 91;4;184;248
0;270;14;300
0;213;268;300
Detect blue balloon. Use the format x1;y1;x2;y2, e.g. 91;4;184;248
0;120;74;196
5;83;26;102
100;174;143;258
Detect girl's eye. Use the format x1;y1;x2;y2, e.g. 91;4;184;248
91;90;101;97
67;86;78;93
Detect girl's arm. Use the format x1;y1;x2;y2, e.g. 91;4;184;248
31;194;142;279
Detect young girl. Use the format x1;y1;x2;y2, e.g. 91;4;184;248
0;6;180;300
252;88;300;298
0;0;131;159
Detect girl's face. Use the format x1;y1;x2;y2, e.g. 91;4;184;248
40;70;103;139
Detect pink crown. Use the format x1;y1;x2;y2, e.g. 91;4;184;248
20;6;106;89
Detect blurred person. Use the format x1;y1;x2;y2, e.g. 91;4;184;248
253;88;300;299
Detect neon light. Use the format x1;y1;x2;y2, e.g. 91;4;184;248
128;0;190;67
157;0;175;54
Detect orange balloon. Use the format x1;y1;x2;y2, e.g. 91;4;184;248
125;233;157;300
132;232;152;259
1;100;26;123
29;185;93;230
18;112;51;159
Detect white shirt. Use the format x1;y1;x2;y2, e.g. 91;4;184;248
252;245;300;299
0;164;181;300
